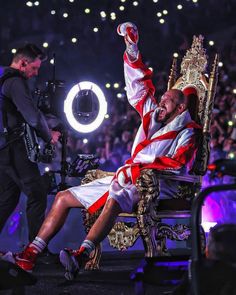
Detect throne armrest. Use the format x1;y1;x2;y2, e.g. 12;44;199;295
135;169;201;215
81;169;115;185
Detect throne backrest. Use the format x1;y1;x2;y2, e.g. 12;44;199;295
167;35;219;175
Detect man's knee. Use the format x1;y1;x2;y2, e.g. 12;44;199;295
54;191;71;207
103;198;122;214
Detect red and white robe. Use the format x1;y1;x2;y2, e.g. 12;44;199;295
68;52;201;214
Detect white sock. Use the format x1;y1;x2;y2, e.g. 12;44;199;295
30;236;47;253
80;240;95;256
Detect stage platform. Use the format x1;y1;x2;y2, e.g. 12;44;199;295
0;251;188;295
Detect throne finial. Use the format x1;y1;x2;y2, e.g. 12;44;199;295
172;35;209;122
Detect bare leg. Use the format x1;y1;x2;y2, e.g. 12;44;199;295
86;198;122;245
37;191;83;243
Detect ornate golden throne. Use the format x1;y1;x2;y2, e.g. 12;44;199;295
81;35;219;270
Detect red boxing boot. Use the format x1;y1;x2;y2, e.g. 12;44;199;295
15;244;39;272
59;247;89;281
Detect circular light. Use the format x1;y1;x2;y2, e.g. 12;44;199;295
233;88;236;94
133;1;139;6
159;18;165;24
228;152;235;159
110;12;116;20
51;10;56;15
218;61;223;67
63;12;68;18
50;58;54;64
209;40;214;46
120;0;126;2
93;27;99;32
43;42;48;48
163;10;168;14
83;138;88;144
228;121;233;126
192;0;198;2
26;1;33;7
105;83;111;88
113;83;119;88
11;48;17;54
71;37;77;43
119;5;125;11
157;12;162;17
105;114;109;119
45;167;50;172
34;1;39;6
69;0;74;2
117;93;122;98
148;67;153;71
64;82;107;133
85;8;90;14
177;4;183;9
153;0;158;2
100;11;106;18
173;52;179;57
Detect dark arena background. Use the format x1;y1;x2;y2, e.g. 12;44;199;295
0;1;236;294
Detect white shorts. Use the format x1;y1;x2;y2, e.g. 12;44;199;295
68;176;140;213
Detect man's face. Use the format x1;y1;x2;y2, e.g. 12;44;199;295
156;90;183;124
22;58;41;79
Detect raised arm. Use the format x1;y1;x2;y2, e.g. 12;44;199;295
118;23;158;118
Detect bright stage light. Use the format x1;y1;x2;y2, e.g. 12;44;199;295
64;81;107;133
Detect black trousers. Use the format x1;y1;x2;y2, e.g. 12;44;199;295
0;137;47;242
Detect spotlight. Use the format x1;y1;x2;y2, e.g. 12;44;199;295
11;48;17;54
100;11;106;18
26;1;33;7
43;42;49;48
113;83;120;88
177;4;183;9
71;37;77;43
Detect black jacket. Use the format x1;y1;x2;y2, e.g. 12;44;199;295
0;67;51;148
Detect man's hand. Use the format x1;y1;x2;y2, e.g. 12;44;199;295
50;130;61;144
117;22;139;61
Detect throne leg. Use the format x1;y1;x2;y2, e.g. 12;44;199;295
84;244;102;270
81;209;102;270
137;213;158;257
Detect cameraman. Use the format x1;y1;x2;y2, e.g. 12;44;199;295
0;44;60;243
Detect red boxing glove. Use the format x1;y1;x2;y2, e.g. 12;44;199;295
117;22;139;61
